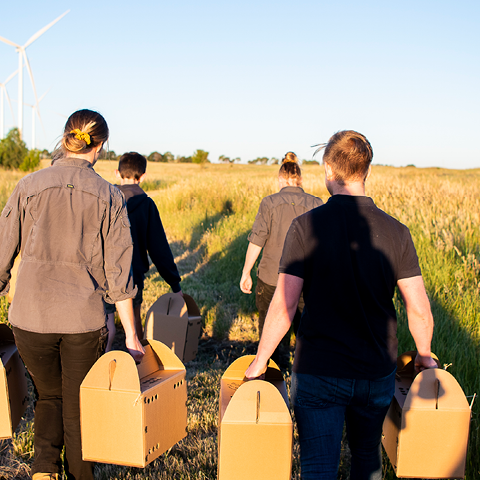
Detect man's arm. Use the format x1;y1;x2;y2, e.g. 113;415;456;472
245;273;303;378
397;275;437;373
116;298;145;363
240;243;263;294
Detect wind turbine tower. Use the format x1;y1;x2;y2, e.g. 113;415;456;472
0;10;69;140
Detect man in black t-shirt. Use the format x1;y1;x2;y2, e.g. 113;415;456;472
246;130;437;480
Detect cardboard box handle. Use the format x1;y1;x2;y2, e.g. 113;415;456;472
166;297;173;315
256;391;260;424
435;379;440;409
109;360;116;391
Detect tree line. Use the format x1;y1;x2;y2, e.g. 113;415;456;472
0;128;41;171
0;127;320;171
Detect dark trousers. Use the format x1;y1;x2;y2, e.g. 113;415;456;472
13;326;107;479
291;370;396;480
255;277;304;363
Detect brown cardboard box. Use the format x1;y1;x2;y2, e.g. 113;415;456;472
382;351;471;479
80;339;187;467
218;355;293;480
0;324;28;439
144;293;202;363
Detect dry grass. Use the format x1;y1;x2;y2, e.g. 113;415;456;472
0;161;479;479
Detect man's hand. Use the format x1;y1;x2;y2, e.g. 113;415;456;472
240;272;253;294
125;334;145;364
245;357;267;380
414;352;438;374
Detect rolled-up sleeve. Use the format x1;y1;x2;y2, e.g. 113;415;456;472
0;182;23;295
103;192;137;304
247;198;271;247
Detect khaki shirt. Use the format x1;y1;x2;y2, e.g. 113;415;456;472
248;186;323;286
0;158;136;334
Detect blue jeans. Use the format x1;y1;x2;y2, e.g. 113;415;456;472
291;369;395;480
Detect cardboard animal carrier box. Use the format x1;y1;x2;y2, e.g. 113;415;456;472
382;351;471;479
144;293;202;363
218;355;293;480
0;324;28;439
80;339;187;467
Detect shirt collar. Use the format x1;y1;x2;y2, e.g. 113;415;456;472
280;186;305;193
327;194;375;206
53;157;95;170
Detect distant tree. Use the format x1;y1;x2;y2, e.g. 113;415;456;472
19;149;40;172
302;159;320;166
148;151;165;162
40;149;50;159
270;158;279;165
177;155;193;163
99;149;117;160
192;149;209;165
248;157;269;165
233;157;241;163
0;128;29;170
163;151;175;163
219;155;231;163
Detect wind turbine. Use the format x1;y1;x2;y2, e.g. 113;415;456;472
24;89;49;150
0;70;17;139
0;10;69;140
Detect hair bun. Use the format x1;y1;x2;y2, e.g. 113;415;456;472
282;151;298;165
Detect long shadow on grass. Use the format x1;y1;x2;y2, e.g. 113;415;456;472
188;199;234;250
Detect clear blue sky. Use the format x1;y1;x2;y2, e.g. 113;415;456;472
1;0;479;168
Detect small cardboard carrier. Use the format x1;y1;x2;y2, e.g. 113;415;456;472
80;339;187;467
144;293;202;363
218;355;293;480
0;324;28;439
382;351;472;479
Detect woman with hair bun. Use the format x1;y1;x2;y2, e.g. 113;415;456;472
0;109;144;480
240;152;323;366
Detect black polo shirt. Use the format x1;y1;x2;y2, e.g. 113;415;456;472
279;194;421;379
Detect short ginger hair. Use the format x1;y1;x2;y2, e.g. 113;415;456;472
323;130;373;185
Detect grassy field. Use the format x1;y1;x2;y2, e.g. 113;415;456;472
0;160;479;479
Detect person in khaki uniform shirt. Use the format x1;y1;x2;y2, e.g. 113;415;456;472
240;152;323;365
0;109;144;480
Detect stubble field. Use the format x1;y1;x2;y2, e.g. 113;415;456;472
0;161;479;479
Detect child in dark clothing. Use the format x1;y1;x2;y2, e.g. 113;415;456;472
105;152;182;350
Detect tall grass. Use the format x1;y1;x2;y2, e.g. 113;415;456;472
0;161;478;479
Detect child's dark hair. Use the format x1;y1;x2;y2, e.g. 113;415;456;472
118;152;147;180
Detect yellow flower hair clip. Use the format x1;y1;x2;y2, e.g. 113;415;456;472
70;129;91;145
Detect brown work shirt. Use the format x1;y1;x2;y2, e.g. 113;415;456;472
0;157;136;334
248;186;323;286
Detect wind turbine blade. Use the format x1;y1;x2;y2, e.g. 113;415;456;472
38;88;51;104
0;36;21;48
4;70;18;85
22;51;40;109
5;88;16;123
23;10;70;48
